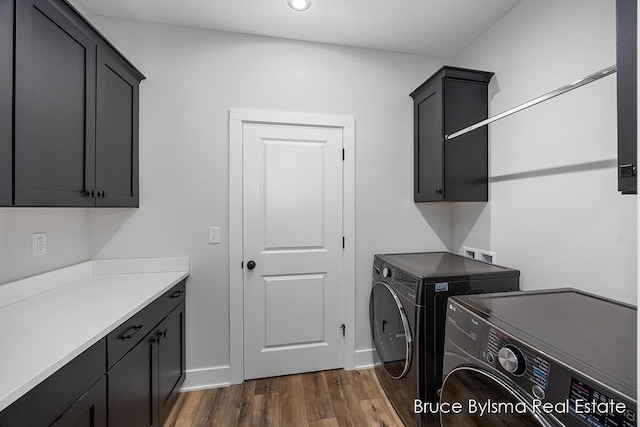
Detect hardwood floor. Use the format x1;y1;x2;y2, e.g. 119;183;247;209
163;369;404;427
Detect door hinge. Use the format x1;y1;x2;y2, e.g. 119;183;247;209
340;324;346;337
342;149;345;161
342;237;345;249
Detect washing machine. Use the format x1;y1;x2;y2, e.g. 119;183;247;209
369;252;520;426
440;288;637;427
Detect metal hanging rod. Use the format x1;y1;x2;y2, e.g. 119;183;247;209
444;64;617;141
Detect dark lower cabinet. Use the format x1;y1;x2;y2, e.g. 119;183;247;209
0;280;186;427
616;0;637;194
0;339;106;427
108;335;155;427
157;302;186;424
51;376;107;427
107;301;186;427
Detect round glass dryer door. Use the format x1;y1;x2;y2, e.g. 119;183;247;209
440;367;554;427
369;281;412;379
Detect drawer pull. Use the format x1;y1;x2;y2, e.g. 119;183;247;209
120;324;144;340
169;290;184;299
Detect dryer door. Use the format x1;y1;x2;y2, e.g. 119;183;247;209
440;367;555;427
369;281;412;379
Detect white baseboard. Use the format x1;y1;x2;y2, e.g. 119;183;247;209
182;350;375;392
354;348;377;370
181;365;231;391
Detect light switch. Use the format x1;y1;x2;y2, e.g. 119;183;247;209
208;227;221;244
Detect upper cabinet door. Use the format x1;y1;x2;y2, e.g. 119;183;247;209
413;82;444;202
14;0;96;206
616;0;637;194
0;0;13;206
95;47;140;207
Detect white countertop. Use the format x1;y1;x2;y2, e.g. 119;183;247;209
0;258;189;412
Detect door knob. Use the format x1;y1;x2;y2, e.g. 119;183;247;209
247;260;256;270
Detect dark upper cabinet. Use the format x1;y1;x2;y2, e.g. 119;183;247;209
2;0;144;207
410;67;493;202
14;0;96;207
616;0;637;194
96;47;140;207
0;0;13;206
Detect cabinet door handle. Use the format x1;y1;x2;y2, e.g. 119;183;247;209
120;324;144;340
97;190;106;198
151;329;168;343
170;290;184;299
85;190;95;198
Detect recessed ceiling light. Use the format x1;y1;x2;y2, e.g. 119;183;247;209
288;0;311;11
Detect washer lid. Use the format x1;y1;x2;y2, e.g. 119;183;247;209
375;252;519;280
453;288;637;393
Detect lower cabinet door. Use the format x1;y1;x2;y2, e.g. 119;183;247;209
108;335;156;427
51;376;107;427
157;301;186;425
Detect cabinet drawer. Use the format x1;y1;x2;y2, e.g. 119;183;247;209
107;280;186;369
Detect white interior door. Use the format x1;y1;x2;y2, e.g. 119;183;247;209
242;122;344;380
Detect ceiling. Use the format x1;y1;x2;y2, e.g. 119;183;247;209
76;0;521;58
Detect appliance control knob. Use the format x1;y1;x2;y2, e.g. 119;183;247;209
498;345;526;375
532;384;546;400
382;267;392;278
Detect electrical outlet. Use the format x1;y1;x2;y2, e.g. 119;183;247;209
208;227;221;244
478;250;497;264
32;232;47;256
463;246;478;260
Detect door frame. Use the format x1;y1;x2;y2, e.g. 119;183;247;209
229;109;356;384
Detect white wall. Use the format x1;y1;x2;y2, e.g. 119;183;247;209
86;17;451;385
0;209;91;284
453;0;637;304
0;0;95;286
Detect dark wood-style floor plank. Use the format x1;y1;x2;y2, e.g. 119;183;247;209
219;381;256;427
302;371;335;421
162;390;187;427
309;418;340;427
324;369;369;427
254;376;281;395
251;392;280;427
359;398;399;427
280;374;310;427
347;369;382;400
164;369;402;427
192;386;230;426
168;389;207;427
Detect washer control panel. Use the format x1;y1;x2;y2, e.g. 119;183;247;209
483;328;551;396
446;299;637;427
